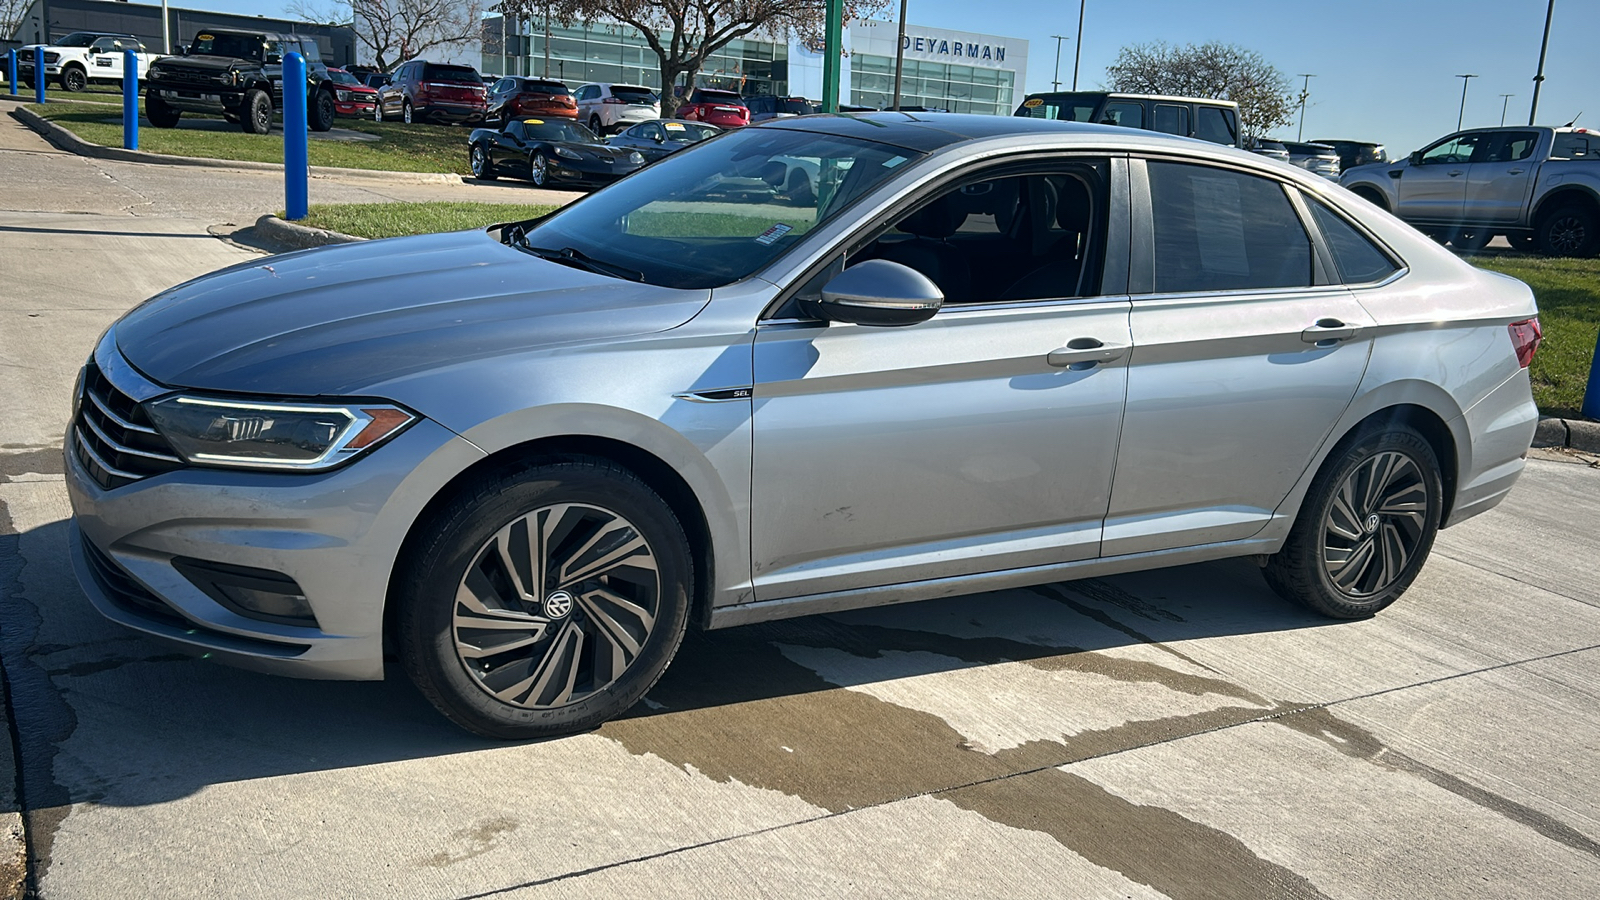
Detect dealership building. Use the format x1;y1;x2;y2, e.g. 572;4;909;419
482;16;1027;115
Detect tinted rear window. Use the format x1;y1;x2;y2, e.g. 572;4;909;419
522;80;570;95
1306;197;1399;285
1148;161;1314;293
423;65;480;83
613;87;659;104
695;90;743;105
1196;107;1237;146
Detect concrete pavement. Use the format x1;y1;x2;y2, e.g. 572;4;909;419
3;103;1600;899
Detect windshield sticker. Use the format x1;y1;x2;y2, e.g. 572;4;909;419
754;223;793;245
883;156;908;168
523;118;544;125
665;122;685;131
1023;97;1044;108
197;33;215;41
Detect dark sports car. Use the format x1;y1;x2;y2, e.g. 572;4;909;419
468;119;646;188
605;119;723;163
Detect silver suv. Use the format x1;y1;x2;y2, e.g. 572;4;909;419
68;115;1541;739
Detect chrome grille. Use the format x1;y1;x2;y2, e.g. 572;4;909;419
157;67;221;87
72;362;184;490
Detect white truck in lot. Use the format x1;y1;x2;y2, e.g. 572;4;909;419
15;31;158;93
1340;125;1600;256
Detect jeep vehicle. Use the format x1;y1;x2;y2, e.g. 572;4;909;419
1340;126;1600;255
144;29;336;135
15;31;157;92
1014;91;1242;148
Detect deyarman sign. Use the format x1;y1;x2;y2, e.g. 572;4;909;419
902;35;1006;64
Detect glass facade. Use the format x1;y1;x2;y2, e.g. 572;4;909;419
850;53;1015;115
487;19;787;98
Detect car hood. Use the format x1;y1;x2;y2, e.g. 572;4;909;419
154;54;254;73
113;229;711;397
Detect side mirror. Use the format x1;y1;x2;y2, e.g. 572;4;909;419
814;260;943;327
653;134;665;143
1409;150;1423;165
179;46;190;56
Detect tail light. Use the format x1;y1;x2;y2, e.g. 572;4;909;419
603;96;626;104
1508;318;1542;368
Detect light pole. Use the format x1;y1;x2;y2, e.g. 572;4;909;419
1499;93;1515;126
892;0;908;110
1456;73;1477;131
1529;0;1555;125
1071;0;1086;90
1050;34;1067;91
1295;73;1314;141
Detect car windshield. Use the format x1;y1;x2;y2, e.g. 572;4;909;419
423;64;480;83
525;120;598;143
328;70;362;86
1017;93;1102;122
55;33;102;48
523;80;570;95
520;127;920;290
188;32;265;59
661;121;719;142
611;87;658;105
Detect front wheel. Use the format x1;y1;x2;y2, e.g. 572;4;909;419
241;88;272;135
470;144;496;180
397;459;693;739
310;90;336;132
145;92;181;128
60;66;86;92
1448;229;1492;252
1263;425;1442;619
1537;205;1599;257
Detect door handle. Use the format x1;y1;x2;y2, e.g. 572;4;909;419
1301;319;1360;345
1448;170;1464;177
1047;337;1128;368
1507;167;1525;175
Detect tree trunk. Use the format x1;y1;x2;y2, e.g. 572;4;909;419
658;59;684;115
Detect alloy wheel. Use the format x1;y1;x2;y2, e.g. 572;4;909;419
1548;216;1587;255
470;146;485;177
531;154;547;186
1321;451;1428;598
252;102;271;134
452;502;660;710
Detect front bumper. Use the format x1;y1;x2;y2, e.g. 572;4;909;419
150;86;243;115
335;98;375;116
66;340;486;680
546;157;643;186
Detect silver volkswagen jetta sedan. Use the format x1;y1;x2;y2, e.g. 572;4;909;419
66;114;1542;738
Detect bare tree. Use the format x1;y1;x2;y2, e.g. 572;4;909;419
1106;41;1295;138
551;1;885;114
285;0;484;72
1;0;29;43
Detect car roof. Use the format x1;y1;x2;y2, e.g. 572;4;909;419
1026;90;1239;109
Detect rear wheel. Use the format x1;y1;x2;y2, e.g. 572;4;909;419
589;114;604;136
1537;205;1599;257
145;92;181;128
1263;425;1442;619
310;90;336;132
1448;229;1492;252
241;88;272;135
1511;234;1538;253
374;101;384;122
397;459;693;739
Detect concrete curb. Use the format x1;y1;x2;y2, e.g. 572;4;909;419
1533;416;1600;453
254;214;366;250
8;106;464;184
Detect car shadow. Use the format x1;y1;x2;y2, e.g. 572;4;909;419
2;516;1334;813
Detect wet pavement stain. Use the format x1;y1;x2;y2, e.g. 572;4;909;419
421;817;521;868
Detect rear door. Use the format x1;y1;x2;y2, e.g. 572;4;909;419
1152;103;1191;139
1394;132;1487;223
1466;130;1541;225
1104;157;1374;555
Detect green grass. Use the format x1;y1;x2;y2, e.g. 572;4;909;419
1470;253;1600;416
625;210;816;238
3;82;125;104
25;102;475;174
291;202;560;240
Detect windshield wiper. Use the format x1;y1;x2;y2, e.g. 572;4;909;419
520;243;643;282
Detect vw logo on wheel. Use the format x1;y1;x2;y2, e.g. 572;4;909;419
1364;514;1381;535
542;590;575;619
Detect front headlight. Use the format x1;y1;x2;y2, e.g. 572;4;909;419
336;89;353;101
554;145;582;160
144;396;415;471
147;65;166;80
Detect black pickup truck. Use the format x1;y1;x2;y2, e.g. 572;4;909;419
144;28;336;135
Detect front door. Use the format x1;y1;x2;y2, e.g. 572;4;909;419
1467;130;1541;225
749;162;1132;600
1104;159;1372;556
1394;132;1487;223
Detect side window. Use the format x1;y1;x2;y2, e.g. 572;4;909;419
1419;134;1481;164
1553;134;1594;159
1147;161;1314;294
1492;132;1539;162
1196;106;1236;146
849;164;1108;305
1305;197;1400;285
1153;104;1190;137
638;123;662;141
505;122;524;140
1101;101;1143;129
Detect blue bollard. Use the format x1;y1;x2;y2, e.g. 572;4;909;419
283;52;309;221
122;49;139;150
1582;330;1600;421
34;46;45;103
7;50;16;97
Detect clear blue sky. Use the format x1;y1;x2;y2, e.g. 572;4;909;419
145;0;1596;155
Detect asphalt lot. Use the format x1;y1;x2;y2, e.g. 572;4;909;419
2;107;1600;899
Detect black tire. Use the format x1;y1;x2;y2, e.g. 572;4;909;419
402;100;414;125
1537;205;1600;257
223;112;239;124
1351;187;1388;212
1262;425;1443;619
1448;229;1492;252
310;90;336;132
145;91;181;128
374;100;384;123
1510;234;1538;253
60;65;86;93
241;88;272;135
589;114;604;136
469;143;497;180
397;458;693;739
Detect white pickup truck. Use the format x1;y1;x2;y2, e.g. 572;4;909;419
1340;125;1600;256
15;31;159;93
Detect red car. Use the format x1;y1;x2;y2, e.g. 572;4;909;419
487;76;578;123
325;67;377;119
676;88;749;128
